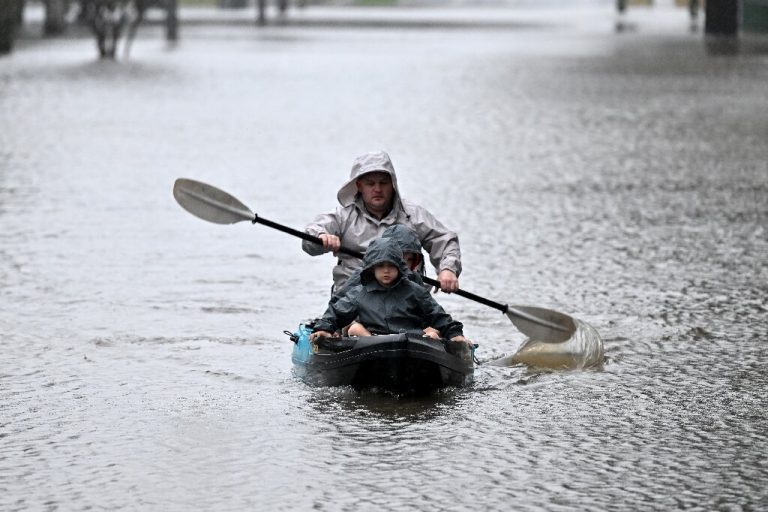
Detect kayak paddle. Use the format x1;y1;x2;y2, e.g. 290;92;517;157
173;177;576;342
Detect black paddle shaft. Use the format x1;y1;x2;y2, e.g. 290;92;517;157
253;214;510;314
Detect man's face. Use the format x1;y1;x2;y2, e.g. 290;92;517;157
356;172;394;216
373;261;399;287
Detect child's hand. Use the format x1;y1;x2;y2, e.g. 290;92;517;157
450;335;472;345
310;330;333;342
422;327;440;339
347;322;372;337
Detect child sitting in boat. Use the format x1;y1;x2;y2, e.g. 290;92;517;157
329;223;443;338
330;224;425;302
310;237;469;344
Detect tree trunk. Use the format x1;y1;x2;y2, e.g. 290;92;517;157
0;0;25;52
44;0;69;35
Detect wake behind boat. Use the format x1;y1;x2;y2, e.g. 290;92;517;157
288;324;475;394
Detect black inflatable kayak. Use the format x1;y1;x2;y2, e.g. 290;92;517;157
289;324;475;394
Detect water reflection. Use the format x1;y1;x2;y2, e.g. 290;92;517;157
305;385;464;422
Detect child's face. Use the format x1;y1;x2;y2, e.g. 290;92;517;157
373;262;399;287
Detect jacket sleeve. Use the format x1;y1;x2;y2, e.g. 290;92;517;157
329;270;363;306
415;286;464;339
404;202;462;278
303;208;343;256
313;287;362;334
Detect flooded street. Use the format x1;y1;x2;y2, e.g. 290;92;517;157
2;4;767;510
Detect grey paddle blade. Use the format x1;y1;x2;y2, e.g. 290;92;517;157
173;178;255;224
489;318;604;370
506;305;576;343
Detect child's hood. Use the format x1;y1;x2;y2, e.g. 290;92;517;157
381;224;422;255
360;238;409;284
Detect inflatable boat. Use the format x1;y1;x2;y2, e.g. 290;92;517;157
288;324;475;394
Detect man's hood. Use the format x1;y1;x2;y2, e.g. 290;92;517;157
337;151;402;207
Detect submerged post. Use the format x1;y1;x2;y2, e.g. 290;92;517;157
166;0;178;41
705;0;739;35
256;0;265;25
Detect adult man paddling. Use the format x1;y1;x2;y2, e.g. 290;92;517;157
303;151;462;293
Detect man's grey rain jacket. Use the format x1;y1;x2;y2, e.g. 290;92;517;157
302;151;461;290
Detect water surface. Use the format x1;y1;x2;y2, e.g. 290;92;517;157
2;5;767;511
